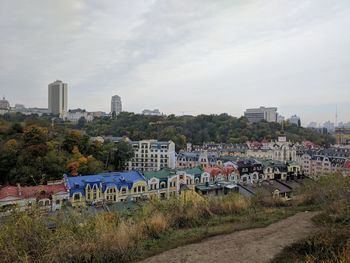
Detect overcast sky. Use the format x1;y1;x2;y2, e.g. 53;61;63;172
1;0;350;125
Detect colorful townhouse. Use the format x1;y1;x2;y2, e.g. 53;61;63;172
0;181;68;212
144;168;210;199
176;151;218;169
64;171;148;206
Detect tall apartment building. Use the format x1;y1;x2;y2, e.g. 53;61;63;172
128;140;176;172
111;95;122;115
244;107;277;123
48;80;68;116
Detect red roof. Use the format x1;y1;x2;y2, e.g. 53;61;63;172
0;186;19;199
205;166;238;176
344;160;350;169
0;184;67;200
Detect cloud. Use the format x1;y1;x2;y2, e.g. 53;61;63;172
0;0;349;124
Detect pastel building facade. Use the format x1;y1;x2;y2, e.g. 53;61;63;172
299;154;347;176
246;137;297;162
176;151;218;169
64;109;94;123
144;168;210;199
128;140;176;172
64;171;148;206
0;182;68;212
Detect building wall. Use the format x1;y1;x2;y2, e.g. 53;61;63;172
111;95;122;115
48;80;68;116
128;140;176;172
244;107;277;123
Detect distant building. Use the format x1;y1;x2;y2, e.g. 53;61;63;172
288;115;301;127
65;108;93;123
323;121;335;133
176;151;218;169
14;104;25;110
90;111;108;118
307;122;318;128
244;107;277;123
0;97;10;114
0;181;68;212
27;108;49;116
335;128;350;145
277;114;285;124
128;140;176;172
142;109;162;116
48;80;68;117
111;95;122;115
246;136;297;162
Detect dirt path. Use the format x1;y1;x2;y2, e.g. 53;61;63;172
138;211;319;263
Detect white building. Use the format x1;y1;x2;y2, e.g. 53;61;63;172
64;109;94;123
48;80;68;117
246;136;297;162
0;97;10;115
128;140;176;172
142;109;162;116
277;114;285;124
111;95;122;115
244;107;277;123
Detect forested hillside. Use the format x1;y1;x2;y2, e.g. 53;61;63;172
85;112;334;149
0;112;334;185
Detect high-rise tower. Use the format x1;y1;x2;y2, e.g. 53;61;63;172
48;80;68;116
111;95;122;115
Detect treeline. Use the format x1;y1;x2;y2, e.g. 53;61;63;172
0;114;133;186
0;112;334;185
85;112;335;149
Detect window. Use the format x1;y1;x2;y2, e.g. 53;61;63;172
73;193;81;201
56;200;60;205
121;187;127;194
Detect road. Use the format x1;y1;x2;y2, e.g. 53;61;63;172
138;211;319;263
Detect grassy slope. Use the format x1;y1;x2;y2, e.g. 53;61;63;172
134;205;314;262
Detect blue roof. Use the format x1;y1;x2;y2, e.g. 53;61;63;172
65;171;146;197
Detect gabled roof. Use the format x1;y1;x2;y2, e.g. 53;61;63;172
343;160;350;169
0;184;67;200
66;171;146;191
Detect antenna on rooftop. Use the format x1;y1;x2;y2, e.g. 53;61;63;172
335;104;338;128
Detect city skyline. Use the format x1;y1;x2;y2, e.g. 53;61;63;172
1;0;350;124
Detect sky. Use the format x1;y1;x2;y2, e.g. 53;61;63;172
1;0;350;125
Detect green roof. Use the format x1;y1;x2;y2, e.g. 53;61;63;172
143;169;175;179
177;167;203;175
143;167;203;179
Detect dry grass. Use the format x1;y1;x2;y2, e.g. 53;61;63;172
272;174;350;263
0;191;277;263
141;212;168;238
208;193;250;215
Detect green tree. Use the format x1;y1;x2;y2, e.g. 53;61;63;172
113;141;134;171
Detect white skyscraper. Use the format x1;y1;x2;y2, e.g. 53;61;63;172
111;95;122;115
48;80;68;117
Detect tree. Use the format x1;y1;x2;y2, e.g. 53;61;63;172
113;141;134;171
77;117;87;129
67;146;104;176
63;130;89;153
